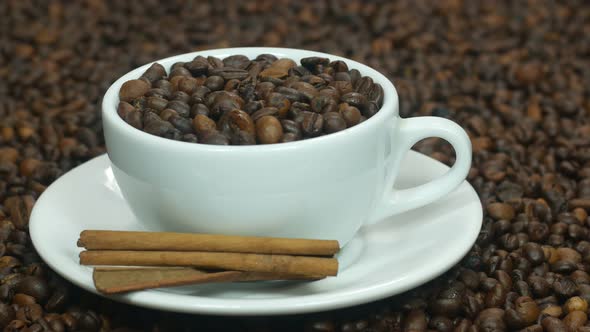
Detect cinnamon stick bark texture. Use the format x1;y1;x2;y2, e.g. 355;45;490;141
80;250;338;276
93;267;323;294
78;230;340;256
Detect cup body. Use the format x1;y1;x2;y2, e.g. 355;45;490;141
103;47;400;245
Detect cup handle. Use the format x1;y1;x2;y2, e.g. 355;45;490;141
369;116;472;223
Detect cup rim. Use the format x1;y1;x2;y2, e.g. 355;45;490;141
102;47;399;152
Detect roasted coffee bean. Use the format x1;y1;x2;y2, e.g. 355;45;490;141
266;93;291;118
256;116;283;144
199;131;229;145
146;96;168;111
218;109;256;141
209;67;249;80
338;103;362;127
554;278;578;299
323;112;347;134
170;91;191;104
251;107;279;123
125;111;143;129
192;114;217;138
166;100;190;118
141;63;167;83
168;115;194;134
119;79;150;102
190;103;210;118
159;109;178;122
205;76;225;91
298;111;324;137
222;55;251;70
15;276;49;303
243;101;265;115
311;95;338;114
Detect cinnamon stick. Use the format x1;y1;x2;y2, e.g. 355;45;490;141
80;250;338;277
78;230;339;256
93;267;322;294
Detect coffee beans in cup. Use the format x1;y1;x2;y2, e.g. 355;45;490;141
117;55;384;145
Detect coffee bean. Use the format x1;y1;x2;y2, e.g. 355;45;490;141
323;112;346;134
15;276;49;303
168;115;193;134
170;91;191;103
205;76;224;91
200;131;229;145
266;93;291;118
119;79;149;103
487;203;515;220
542;316;568;332
166;100;190;117
222;55;251;70
298;111;324;137
209;67;249;81
340;92;368;111
256;116;283;144
146;96;168;112
192;114;217;138
219;109;256;143
554;278;578;299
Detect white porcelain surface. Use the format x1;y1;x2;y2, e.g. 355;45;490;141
30;152;482;316
102;47;472;246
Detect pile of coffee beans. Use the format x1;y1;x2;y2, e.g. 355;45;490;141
117;55;383;145
1;0;590;331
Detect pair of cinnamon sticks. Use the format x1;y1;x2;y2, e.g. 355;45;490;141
77;230;340;294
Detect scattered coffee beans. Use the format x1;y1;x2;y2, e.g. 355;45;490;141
2;0;590;331
118;55;384;145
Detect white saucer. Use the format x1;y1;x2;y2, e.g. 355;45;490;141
30;151;482;316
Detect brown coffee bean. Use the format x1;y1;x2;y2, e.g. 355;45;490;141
323;112;346;134
168;115;194;135
251;107;279;122
219;109;256;143
192;115;217;138
141;63;167;83
259;58;296;79
116;101;135;119
565;296;588;313
338;103;362;127
298;111;324;137
170;91;191;104
554;278;578;299
146;96;168;112
311;95;338;114
0;302;15;328
222;55;251;69
208;67;248;81
200;131;229;145
205;76;225;91
475;308;505;332
523;242;545;266
564;310;587;331
281;133;299;143
256;116;283;144
354;76;374;95
266;92;291;118
487;202;515;220
541;316;567;332
166;100;190;117
515;62;544;85
119;79;150;102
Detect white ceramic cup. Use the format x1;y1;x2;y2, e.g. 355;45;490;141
102;47;472;246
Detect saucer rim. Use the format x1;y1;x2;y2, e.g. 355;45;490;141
30;152;482;316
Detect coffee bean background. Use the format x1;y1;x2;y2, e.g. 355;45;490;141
1;0;589;331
